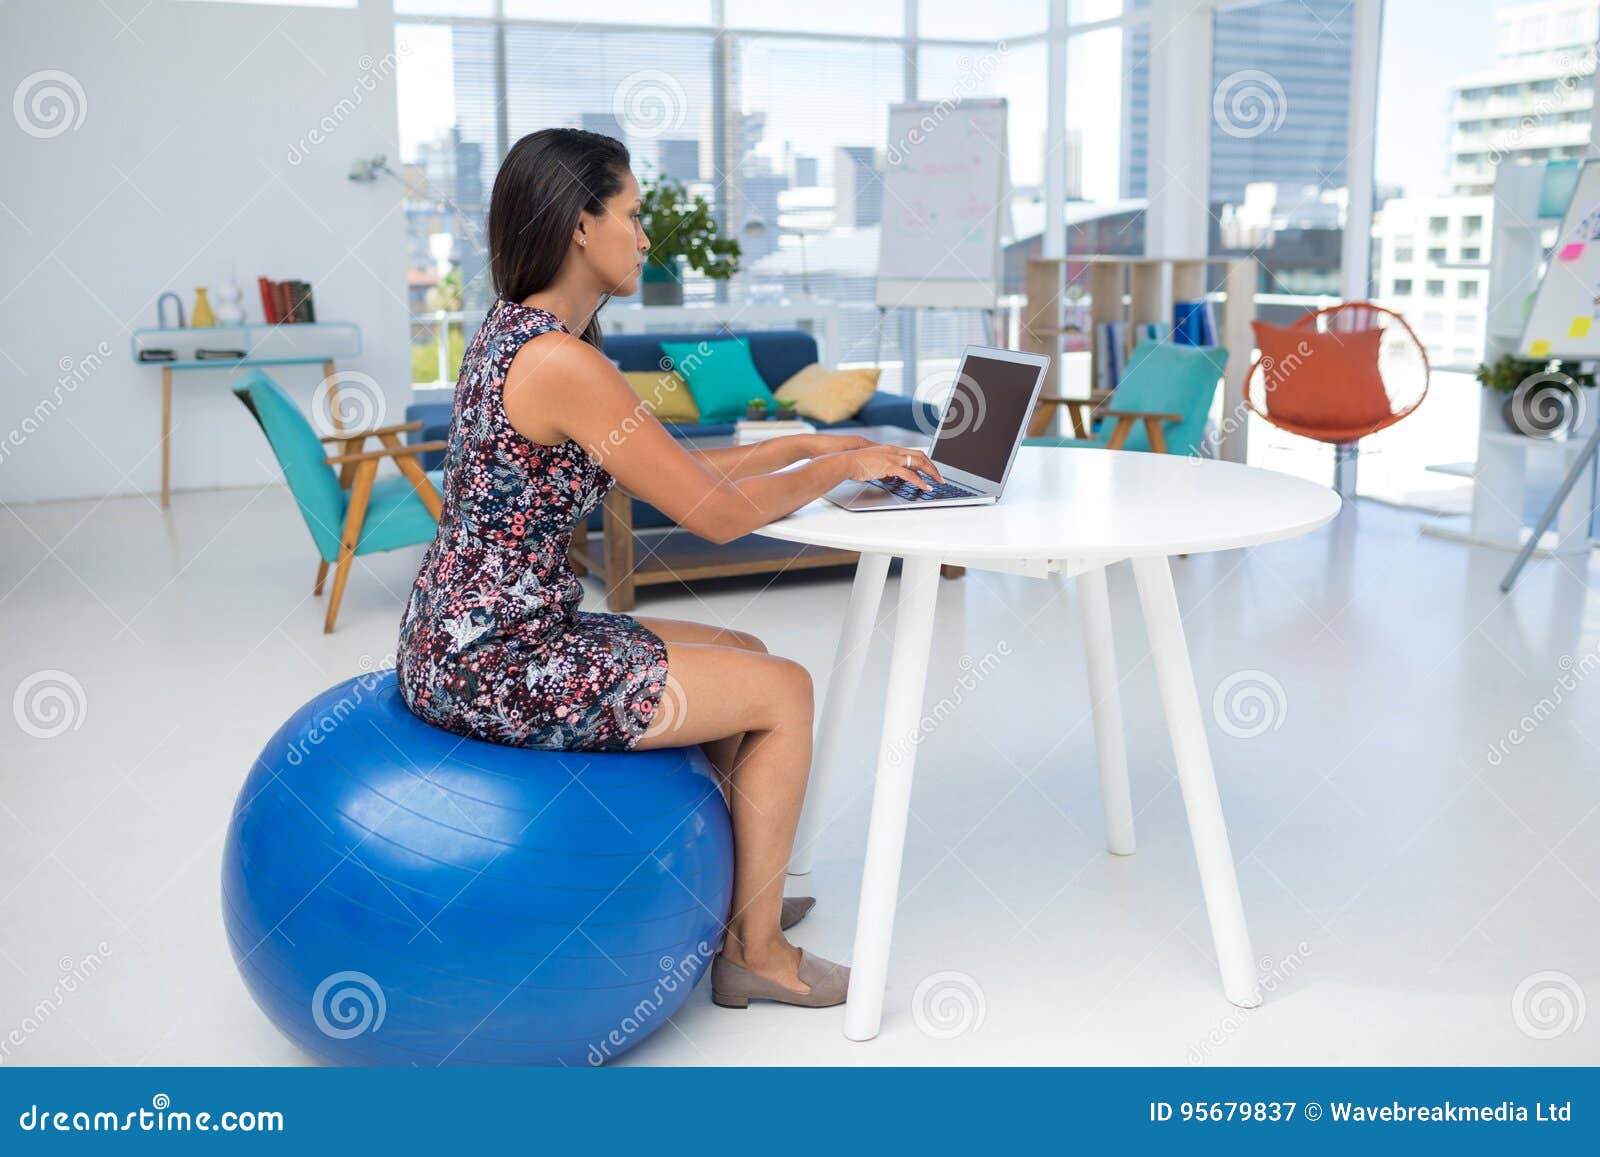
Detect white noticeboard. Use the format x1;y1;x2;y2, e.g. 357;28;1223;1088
875;99;1009;310
1520;158;1600;359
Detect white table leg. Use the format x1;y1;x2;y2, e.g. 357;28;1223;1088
1131;554;1262;1009
843;555;943;1041
1076;565;1136;856
789;550;891;876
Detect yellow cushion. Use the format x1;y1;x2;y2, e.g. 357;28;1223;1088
774;364;880;424
622;370;700;424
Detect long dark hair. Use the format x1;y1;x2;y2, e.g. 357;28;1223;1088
488;128;631;350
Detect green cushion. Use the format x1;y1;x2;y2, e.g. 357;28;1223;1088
658;337;773;422
356;472;445;556
1097;342;1228;454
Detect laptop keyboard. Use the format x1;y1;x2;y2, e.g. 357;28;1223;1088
874;475;978;502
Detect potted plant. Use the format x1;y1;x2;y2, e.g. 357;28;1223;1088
745;398;772;421
1476;353;1597;439
638;176;741;306
775;397;798;420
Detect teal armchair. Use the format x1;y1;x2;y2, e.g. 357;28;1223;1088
234;370;446;633
1025;341;1229;456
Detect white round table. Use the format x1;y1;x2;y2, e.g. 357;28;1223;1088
756;446;1341;1041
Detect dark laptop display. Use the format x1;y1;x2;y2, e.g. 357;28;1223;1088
932;353;1047;483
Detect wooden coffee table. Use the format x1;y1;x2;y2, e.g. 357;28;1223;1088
569;424;929;611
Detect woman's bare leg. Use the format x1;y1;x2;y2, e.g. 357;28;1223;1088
631;637;814;994
635;617;763;790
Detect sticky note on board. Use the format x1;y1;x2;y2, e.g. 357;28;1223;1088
1530;340;1553;357
1560;242;1586;261
1571;317;1593;338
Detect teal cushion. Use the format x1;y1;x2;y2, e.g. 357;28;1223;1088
356;471;445;556
658;337;773;422
235;371;346;560
1098;342;1228;454
1023;435;1100;449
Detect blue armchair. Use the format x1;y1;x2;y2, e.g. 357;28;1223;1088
235;370;446;633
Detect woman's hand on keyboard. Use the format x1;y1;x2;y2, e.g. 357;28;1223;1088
834;445;943;490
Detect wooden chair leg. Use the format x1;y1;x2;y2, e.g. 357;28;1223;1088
570;516;590;576
325;459;377;634
314;559;329;595
602;486;636;612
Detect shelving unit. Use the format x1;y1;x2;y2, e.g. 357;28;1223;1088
1022;255;1258;461
128;322;363;507
1420;159;1597;556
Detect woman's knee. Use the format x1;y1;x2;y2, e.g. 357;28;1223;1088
769;656;813;715
719;627;767;654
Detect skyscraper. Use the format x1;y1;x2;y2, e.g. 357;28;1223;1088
1121;0;1355;205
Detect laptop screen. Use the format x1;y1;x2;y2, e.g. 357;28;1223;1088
931;353;1043;483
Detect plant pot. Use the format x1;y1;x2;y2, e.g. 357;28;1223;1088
640;259;684;307
1501;380;1585;439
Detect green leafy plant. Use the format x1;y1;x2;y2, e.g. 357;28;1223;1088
1475;353;1596;394
639;176;740;280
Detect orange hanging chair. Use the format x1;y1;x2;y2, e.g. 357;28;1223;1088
1244;302;1431;446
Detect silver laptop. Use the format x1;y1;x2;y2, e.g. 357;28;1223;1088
825;344;1050;512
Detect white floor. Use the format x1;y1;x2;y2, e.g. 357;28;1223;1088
2;482;1598;1067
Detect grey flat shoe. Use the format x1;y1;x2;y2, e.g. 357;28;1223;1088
711;949;849;1009
780;895;816;932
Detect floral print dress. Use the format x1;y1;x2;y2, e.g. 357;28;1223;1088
397;298;668;752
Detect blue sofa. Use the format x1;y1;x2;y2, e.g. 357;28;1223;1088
407;327;936;531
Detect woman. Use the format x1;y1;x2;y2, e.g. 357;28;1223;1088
397;128;940;1010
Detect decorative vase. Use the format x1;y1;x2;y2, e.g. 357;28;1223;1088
213;273;245;326
191;287;216;328
641;258;685;307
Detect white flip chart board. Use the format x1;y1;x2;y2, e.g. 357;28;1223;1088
1520;158;1600;359
875;99;1009;310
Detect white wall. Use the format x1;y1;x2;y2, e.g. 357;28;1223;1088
0;0;410;504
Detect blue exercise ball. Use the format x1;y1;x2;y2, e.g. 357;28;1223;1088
221;670;733;1066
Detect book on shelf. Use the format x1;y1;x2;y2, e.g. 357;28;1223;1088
257;277;317;324
733;419;816;444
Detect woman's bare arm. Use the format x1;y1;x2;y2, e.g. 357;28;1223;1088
686;433;875;483
502;334;937;544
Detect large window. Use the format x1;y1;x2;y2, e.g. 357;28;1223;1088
395;3;1066;391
